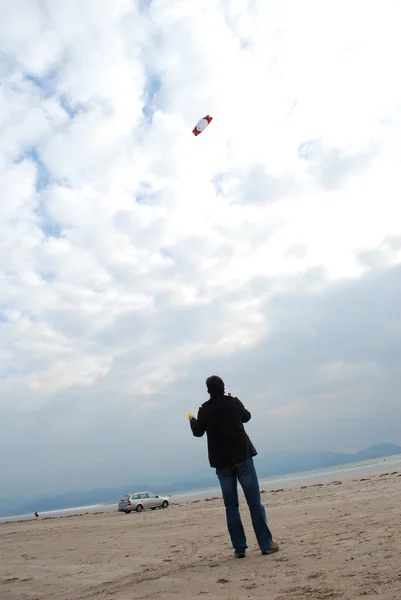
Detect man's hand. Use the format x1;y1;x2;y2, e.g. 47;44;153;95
188;409;206;437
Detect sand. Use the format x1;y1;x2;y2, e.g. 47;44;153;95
1;471;400;600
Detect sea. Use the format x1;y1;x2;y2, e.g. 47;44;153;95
1;453;400;524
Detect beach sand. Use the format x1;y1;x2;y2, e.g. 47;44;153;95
1;471;400;600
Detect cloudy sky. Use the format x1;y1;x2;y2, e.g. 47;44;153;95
1;0;401;500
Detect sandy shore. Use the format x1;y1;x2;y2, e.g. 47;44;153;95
1;471;400;600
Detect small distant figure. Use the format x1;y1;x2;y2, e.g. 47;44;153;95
34;512;39;518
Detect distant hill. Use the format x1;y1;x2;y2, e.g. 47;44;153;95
354;443;401;460
256;443;401;478
1;443;400;518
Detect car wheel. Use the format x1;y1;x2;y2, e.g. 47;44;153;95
136;504;144;512
161;500;169;509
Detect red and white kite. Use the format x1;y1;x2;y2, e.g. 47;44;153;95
192;115;213;136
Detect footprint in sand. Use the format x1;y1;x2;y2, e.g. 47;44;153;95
307;573;323;580
273;556;289;562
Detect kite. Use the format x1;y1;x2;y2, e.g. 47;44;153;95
192;115;213;136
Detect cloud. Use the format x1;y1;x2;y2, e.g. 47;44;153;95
297;138;378;191
284;242;308;260
356;235;401;271
213;163;298;205
1;0;401;498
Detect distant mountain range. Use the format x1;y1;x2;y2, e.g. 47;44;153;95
1;443;400;518
256;443;401;477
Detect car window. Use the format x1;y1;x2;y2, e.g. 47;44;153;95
139;493;148;499
147;493;158;498
131;494;139;500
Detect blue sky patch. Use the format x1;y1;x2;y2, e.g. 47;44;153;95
14;147;50;192
35;194;62;238
141;75;161;122
26;68;84;120
39;270;56;283
139;0;153;9
59;94;86;119
211;172;226;195
25;68;59;99
135;181;156;204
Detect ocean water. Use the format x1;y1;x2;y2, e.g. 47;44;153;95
1;453;400;523
172;453;401;501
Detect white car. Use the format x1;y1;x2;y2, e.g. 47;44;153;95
118;491;170;513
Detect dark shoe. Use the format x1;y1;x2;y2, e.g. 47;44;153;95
234;548;246;559
261;541;279;555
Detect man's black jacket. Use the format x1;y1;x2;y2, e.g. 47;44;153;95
190;394;257;468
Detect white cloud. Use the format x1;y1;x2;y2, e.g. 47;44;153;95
1;0;401;497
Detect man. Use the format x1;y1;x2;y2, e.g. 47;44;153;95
188;375;279;559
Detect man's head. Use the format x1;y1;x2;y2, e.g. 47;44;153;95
206;375;225;396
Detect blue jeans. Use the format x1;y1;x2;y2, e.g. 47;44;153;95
216;457;273;552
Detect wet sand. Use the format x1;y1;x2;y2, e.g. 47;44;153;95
1;471;400;599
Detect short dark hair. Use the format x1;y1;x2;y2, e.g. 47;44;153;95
206;375;225;395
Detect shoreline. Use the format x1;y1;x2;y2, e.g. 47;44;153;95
2;464;399;526
2;453;400;524
2;452;400;523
